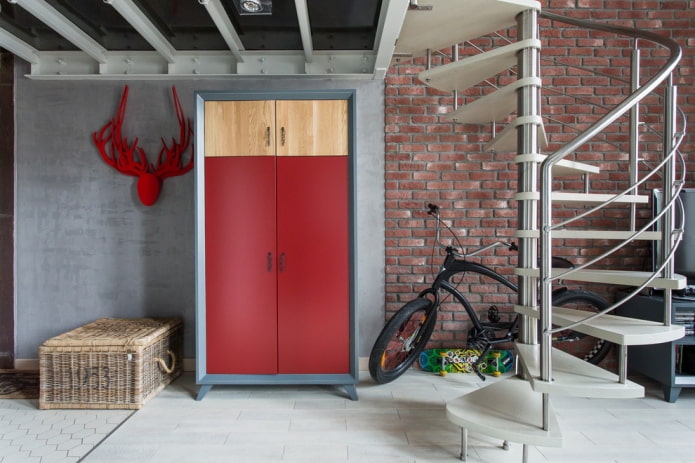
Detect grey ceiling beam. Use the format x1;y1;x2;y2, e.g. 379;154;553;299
372;0;409;79
19;50;379;78
104;0;177;64
8;0;107;64
294;0;313;64
0;27;38;64
198;0;245;62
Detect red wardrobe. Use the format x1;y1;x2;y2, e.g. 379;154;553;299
195;93;357;400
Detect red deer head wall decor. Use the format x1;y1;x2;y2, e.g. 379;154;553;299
93;85;194;206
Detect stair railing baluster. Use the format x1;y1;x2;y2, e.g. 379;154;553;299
662;74;678;327
629;44;641;231
619;345;628;384
452;44;459;110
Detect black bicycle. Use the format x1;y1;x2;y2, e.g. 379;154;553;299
369;204;613;384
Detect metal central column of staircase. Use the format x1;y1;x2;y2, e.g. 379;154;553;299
394;0;685;461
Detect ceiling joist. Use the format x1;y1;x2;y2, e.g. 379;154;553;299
104;0;177;64
0;27;38;64
9;0;107;64
294;0;314;64
199;0;245;63
372;0;410;79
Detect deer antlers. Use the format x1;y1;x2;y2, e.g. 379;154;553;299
93;85;194;206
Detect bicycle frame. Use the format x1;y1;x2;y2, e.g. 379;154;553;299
417;247;519;336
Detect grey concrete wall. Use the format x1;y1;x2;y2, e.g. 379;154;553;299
14;61;385;360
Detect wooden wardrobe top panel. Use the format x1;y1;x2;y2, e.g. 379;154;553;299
275;100;348;157
205;100;276;157
204;99;348;157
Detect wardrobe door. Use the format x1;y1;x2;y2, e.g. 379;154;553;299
204;156;278;374
275;100;348;157
276;156;350;374
204;100;276;157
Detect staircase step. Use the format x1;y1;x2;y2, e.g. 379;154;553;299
446;377;562;447
515;153;600;177
447;77;542;124
514;267;687;290
515;191;649;204
395;0;541;59
419;39;541;92
515;305;686;345
515;229;662;240
515;343;644;398
485;115;548;152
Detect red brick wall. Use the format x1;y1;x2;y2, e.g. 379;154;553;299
383;1;695;348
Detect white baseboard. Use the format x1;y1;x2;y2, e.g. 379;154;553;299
14;359;39;370
183;358;196;372
359;356;368;372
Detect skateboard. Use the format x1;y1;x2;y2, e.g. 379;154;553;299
419;348;514;376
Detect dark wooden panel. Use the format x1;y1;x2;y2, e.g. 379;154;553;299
0;51;13;368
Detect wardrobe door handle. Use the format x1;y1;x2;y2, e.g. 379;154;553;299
280;127;286;146
265;127;271;146
280;253;286;272
267;252;273;272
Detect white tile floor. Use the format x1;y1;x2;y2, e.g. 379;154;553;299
2;370;695;463
0;399;132;463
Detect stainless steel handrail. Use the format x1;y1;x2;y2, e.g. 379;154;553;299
550;133;686;233
546;191;686;335
537;12;683;361
538;12;681;170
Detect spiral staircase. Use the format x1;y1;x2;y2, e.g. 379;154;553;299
394;0;686;461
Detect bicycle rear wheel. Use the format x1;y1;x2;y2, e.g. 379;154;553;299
369;297;437;384
552;289;613;364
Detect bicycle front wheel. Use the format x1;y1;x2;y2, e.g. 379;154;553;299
369;297;437;384
552;289;613;365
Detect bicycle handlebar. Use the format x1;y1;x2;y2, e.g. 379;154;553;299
467;240;516;257
427;203;444;250
426;203;518;257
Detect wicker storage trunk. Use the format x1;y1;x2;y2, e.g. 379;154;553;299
39;318;183;410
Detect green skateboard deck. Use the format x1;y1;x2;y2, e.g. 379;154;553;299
419;348;481;374
419;348;514;376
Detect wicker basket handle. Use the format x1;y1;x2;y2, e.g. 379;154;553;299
154;350;176;374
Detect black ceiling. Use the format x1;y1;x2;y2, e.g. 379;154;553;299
0;0;382;51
